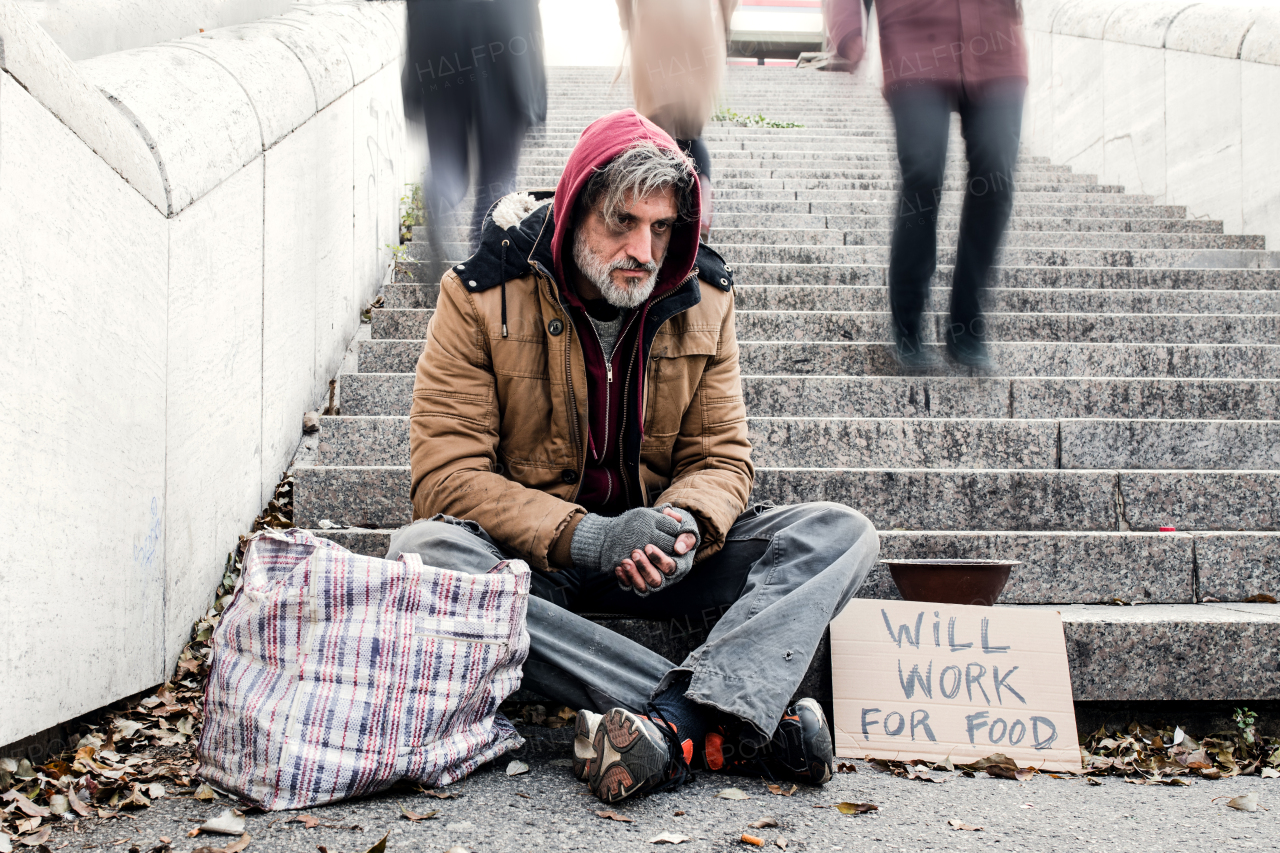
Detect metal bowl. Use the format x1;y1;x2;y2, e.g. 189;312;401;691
881;558;1021;607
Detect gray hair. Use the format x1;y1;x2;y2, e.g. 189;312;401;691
576;141;698;228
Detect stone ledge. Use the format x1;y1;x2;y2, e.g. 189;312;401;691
0;0;165;208
3;1;403;217
1031;0;1280;65
11;0;294;61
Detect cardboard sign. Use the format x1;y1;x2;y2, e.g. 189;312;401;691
830;600;1080;771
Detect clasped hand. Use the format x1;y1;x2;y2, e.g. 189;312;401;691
613;506;698;593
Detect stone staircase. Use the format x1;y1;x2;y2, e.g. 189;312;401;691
297;66;1280;708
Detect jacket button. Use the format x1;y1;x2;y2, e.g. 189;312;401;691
548;318;564;335
561;469;578;484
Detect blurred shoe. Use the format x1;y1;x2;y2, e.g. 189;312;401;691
890;332;940;372
703;698;835;786
587;707;691;803
945;333;993;372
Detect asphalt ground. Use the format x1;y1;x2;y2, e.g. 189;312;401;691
60;726;1278;853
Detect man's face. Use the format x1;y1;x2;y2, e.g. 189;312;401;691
572;187;678;309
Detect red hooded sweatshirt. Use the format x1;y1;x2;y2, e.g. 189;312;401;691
550;109;702;516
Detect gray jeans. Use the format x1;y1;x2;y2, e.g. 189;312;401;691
387;502;879;738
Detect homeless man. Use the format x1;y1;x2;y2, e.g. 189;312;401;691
387;110;880;804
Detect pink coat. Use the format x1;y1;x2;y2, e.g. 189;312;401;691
826;0;1027;96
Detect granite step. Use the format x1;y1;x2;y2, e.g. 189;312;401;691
732;286;1280;315
427;240;1280;270
338;373;1280;422
291;464;1279;532
706;189;1153;204
380;282;1280;315
734;341;1280;379
516;164;1089;183
355;338;1280;379
309;526;1279;606
315;414;1280;471
423;214;1225;235
521;150;1063;169
368;306;1280;346
430;224;1256;250
714;265;1280;291
733;311;1280;346
514;177;1126;195
706;244;1280;269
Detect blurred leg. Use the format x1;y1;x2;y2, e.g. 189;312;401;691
677;137;713;240
421;97;471;272
886;85;952;344
950;81;1025;352
471;98;530;248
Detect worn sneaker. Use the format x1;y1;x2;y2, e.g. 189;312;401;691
703;698;834;785
572;709;603;782
586;707;691;804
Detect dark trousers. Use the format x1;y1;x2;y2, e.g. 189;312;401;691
421;99;528;252
886;81;1024;345
387;502;878;738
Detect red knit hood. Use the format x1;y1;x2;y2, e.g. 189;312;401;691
551;109;701;298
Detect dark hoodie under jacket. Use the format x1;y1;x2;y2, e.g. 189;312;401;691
416;109;749;567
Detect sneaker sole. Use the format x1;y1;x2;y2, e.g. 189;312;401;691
572;709;601;782
587;708;669;804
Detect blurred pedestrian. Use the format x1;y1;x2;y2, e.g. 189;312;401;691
825;0;1027;371
402;0;548;271
617;0;738;241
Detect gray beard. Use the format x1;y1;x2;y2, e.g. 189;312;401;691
572;228;660;309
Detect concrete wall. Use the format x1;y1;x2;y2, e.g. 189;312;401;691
0;0;413;747
1022;0;1280;244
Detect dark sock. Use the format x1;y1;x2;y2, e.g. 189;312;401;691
650;674;710;766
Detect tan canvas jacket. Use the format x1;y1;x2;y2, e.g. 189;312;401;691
409;221;753;571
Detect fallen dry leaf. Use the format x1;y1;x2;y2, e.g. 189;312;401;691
903;765;944;783
766;784;796;796
716;788;750;800
192;833;250;853
740;834;764;847
506;760;529;777
1;792;50;819
1222;792;1260;812
835;762;857;773
196;809;246;836
443;848;469;853
1262;767;1279;779
1243;594;1277;603
596;810;634;823
1086;777;1102;786
835;802;879;815
776;838;787;851
290;815;321;829
648;832;689;844
67;788;92;817
419;787;458;799
747;817;779;829
673;811;685;816
18;826;51;847
361;832;390;853
397;805;437;822
948;819;983;831
193;784;218;801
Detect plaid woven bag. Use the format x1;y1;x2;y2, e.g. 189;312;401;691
196;528;530;809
